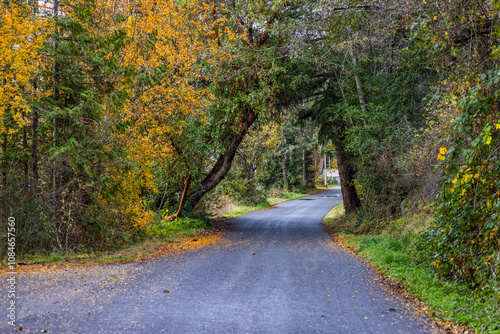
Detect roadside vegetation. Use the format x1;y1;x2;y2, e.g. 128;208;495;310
324;205;500;333
1;0;331;260
4;216;214;266
220;192;306;218
216;187;329;218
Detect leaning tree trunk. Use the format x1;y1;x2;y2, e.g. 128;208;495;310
351;52;367;114
185;7;277;212
31;101;39;190
167;175;191;221
282;151;287;190
187;108;257;211
351;50;369;127
333;124;361;214
302;148;307;188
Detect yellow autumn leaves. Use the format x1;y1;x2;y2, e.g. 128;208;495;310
448;165;497;210
437;146;447;161
438;123;500;161
451;170;479;185
87;0;241;228
0;0;243;229
0;3;52;133
449;166;479;194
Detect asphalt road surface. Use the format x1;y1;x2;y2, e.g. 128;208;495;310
1;188;440;333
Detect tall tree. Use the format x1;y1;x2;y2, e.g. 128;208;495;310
0;1;49;189
186;0;289;211
275;0;434;214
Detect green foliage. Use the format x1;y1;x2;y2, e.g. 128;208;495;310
259;118;316;191
403;0;500;292
0;0;137;255
260;148;315;191
294;0;500;309
0;184;52;257
38;1;133;251
299;60;433;214
279;1;439;217
143;216;212;240
221;178;267;206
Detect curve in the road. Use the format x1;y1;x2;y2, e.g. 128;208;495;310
1;188;441;333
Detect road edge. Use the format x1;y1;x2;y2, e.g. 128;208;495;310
321;220;473;334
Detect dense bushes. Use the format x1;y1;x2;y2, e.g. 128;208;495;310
402;0;500;291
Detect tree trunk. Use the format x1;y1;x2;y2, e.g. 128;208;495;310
333;124;361;214
22;111;28;179
31;108;39;190
167;174;191;221
1;133;6;188
52;0;59;191
31;82;39;190
302;148;307;188
282;151;287;190
187;108;257;211
324;154;327;186
351;51;368;118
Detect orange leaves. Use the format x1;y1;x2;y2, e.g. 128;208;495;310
89;0;230;226
111;0;214;71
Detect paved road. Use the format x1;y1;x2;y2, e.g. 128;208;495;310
1;188;440;333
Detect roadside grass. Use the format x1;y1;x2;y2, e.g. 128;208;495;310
221;201;276;218
323;205;500;334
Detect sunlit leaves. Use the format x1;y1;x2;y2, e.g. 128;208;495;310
0;2;51;132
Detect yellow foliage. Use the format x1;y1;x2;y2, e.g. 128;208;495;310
0;2;52;133
437;146;447;161
97;158;158;229
82;0;241;227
